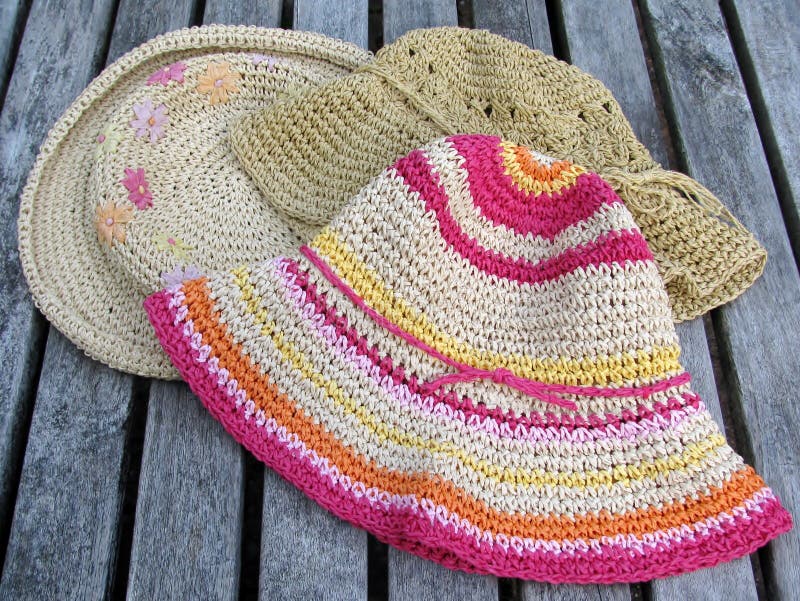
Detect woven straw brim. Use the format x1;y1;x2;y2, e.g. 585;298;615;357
143;248;791;582
17;26;371;379
231;27;766;322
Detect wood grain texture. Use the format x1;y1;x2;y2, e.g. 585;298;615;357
558;2;759;598
259;468;367;600
388;551;496;601
472;0;553;54
725;0;800;254
383;0;458;44
250;4;369;600
126;382;244;601
641;1;800;599
0;0;116;593
106;0;195;63
521;584;630;601
294;0;369;48
0;331;134;600
0;0;25;102
382;2;497;598
203;0;282;26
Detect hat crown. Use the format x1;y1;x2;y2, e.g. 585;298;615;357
369;27;654;172
310;134;679;389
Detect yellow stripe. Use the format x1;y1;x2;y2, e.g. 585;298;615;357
500;140;585;195
309;230;682;386
227;267;720;490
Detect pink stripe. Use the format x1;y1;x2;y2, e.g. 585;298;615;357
392;148;654;284
143;288;794;583
301;245;688;407
448;134;622;238
274;257;706;446
281;256;699;440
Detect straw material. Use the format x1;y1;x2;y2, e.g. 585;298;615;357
145;135;791;582
231;27;766;322
18;25;371;378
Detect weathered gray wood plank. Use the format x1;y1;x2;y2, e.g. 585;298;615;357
641;2;800;599
0;0;25;103
558;1;759;598
381;1;497;598
383;0;458;45
472;0;552;54
388;552;497;601
126;382;244;601
248;4;369;600
0;331;134;599
725;0;800;256
259;468;366;600
0;0;117;594
294;0;368;49
202;0;282;27
106;0;194;63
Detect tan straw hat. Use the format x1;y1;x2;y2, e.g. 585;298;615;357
231;26;766;322
17;25;371;379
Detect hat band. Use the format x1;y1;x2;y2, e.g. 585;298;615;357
300;245;690;410
354;63;459;136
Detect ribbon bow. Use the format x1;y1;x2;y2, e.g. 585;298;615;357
300;245;690;412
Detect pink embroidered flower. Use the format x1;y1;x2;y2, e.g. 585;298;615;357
146;61;186;86
120;167;153;209
252;54;276;71
161;264;203;286
130;99;168;143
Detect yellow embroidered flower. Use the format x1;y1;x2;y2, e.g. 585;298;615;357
94;124;123;158
153;231;194;261
196;62;241;105
95;202;134;246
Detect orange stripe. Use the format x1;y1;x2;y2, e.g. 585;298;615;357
182;279;766;540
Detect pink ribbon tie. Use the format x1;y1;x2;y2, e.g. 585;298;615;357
300;245;691;413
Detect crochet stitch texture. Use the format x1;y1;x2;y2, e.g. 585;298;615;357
231;27;766;323
146;135;791;582
17;26;371;378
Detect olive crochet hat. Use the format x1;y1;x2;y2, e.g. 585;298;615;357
231;27;766;322
145;135;791;583
17;25;371;378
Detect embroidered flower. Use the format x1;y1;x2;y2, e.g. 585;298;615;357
161;264;203;286
146;61;187;86
196;62;241;105
251;54;276;71
130;99;168;143
153;231;194;261
120;168;153;209
95;202;134;247
94;124;123;157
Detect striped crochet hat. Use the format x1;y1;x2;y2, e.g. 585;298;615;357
145;134;791;582
231;27;766;323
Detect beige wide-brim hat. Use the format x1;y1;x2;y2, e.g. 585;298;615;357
18;25;371;378
231;26;766;322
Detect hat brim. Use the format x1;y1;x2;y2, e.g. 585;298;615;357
18;26;371;378
144;248;791;582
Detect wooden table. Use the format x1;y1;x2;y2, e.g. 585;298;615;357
1;1;798;599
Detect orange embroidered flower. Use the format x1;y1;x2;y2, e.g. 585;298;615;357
196;62;241;105
95;202;134;246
